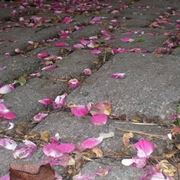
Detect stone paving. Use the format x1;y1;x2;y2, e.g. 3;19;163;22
0;0;179;179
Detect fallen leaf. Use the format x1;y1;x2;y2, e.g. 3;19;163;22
123;132;134;147
158;160;176;177
9;163;55;180
91;147;103;158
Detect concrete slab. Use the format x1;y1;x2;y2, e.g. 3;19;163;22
68;53;180;119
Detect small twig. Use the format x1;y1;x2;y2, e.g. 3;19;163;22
116;127;166;139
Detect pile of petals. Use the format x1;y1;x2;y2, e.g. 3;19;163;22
69;101;112;126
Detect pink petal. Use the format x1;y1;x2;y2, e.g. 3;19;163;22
54;42;68;47
134;139;155;158
68;78;80;89
83;68;92;76
120;37;134;43
0;84;15;94
80;137;103;150
73;43;85;49
0;138;17;150
0;174;10;180
74;174;95;180
111;73;126;79
43;143;63;158
38;98;53;106
56;143;75;153
70;105;89;117
3;112;17;120
62;16;73;24
112;48;128;54
90;102;112;116
37;51;49;59
53;93;67;109
41;64;57;71
33;112;48;122
91;114;108;125
91;49;102;55
13;140;37;159
122;157;147;168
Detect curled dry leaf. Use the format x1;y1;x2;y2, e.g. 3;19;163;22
158;160;176;177
9;163;55;180
122;132;134;147
91;147;103;158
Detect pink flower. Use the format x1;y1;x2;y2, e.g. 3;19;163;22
38;98;53;106
91;114;108;125
37;51;49;59
53;93;67;109
70;105;89;117
33;112;48;122
13;140;37;159
0;84;15;94
0;138;17;150
80;137;103;150
111;73;126;79
134;139;155;158
68;78;80;89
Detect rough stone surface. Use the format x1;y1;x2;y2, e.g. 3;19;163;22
0;55;41;83
68;54;180;119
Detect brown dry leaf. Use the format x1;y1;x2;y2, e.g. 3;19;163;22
163;150;177;159
92;147;103;158
40;131;51;142
25;131;40;140
122;132;134;147
172;126;180;135
175;143;180;150
10;163;55;180
159;160;176;177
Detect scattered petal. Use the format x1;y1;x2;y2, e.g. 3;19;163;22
134;139;155;158
33;112;48;122
68;78;80;89
0;84;15;95
53;93;67;109
91;114;108;125
111;73;126;79
80;137;103;150
38;98;53;106
13;140;37;159
37;52;49;59
70;105;89;117
0;138;17;150
83;68;92;76
120;37;135;42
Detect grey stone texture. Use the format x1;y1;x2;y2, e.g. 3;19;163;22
68;54;180;119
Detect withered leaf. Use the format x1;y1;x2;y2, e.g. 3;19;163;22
122;132;134;147
159;160;176;177
10;163;55;180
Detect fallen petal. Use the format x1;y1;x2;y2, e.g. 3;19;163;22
38;98;53;106
70;105;89;117
53;93;67;109
80;137;103;150
91;114;108;125
37;52;49;59
111;73;126;79
33;112;48;122
68;78;80;89
0;138;17;150
13;140;37;159
0;84;15;95
134;139;155;158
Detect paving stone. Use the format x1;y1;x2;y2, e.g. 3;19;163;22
0;25;67;55
0;55;41;83
104;29;166;52
68;53;180;119
32;111;168;154
0;8;11;21
172;47;180;56
78;161;143;180
42;50;98;79
4;78;66;122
